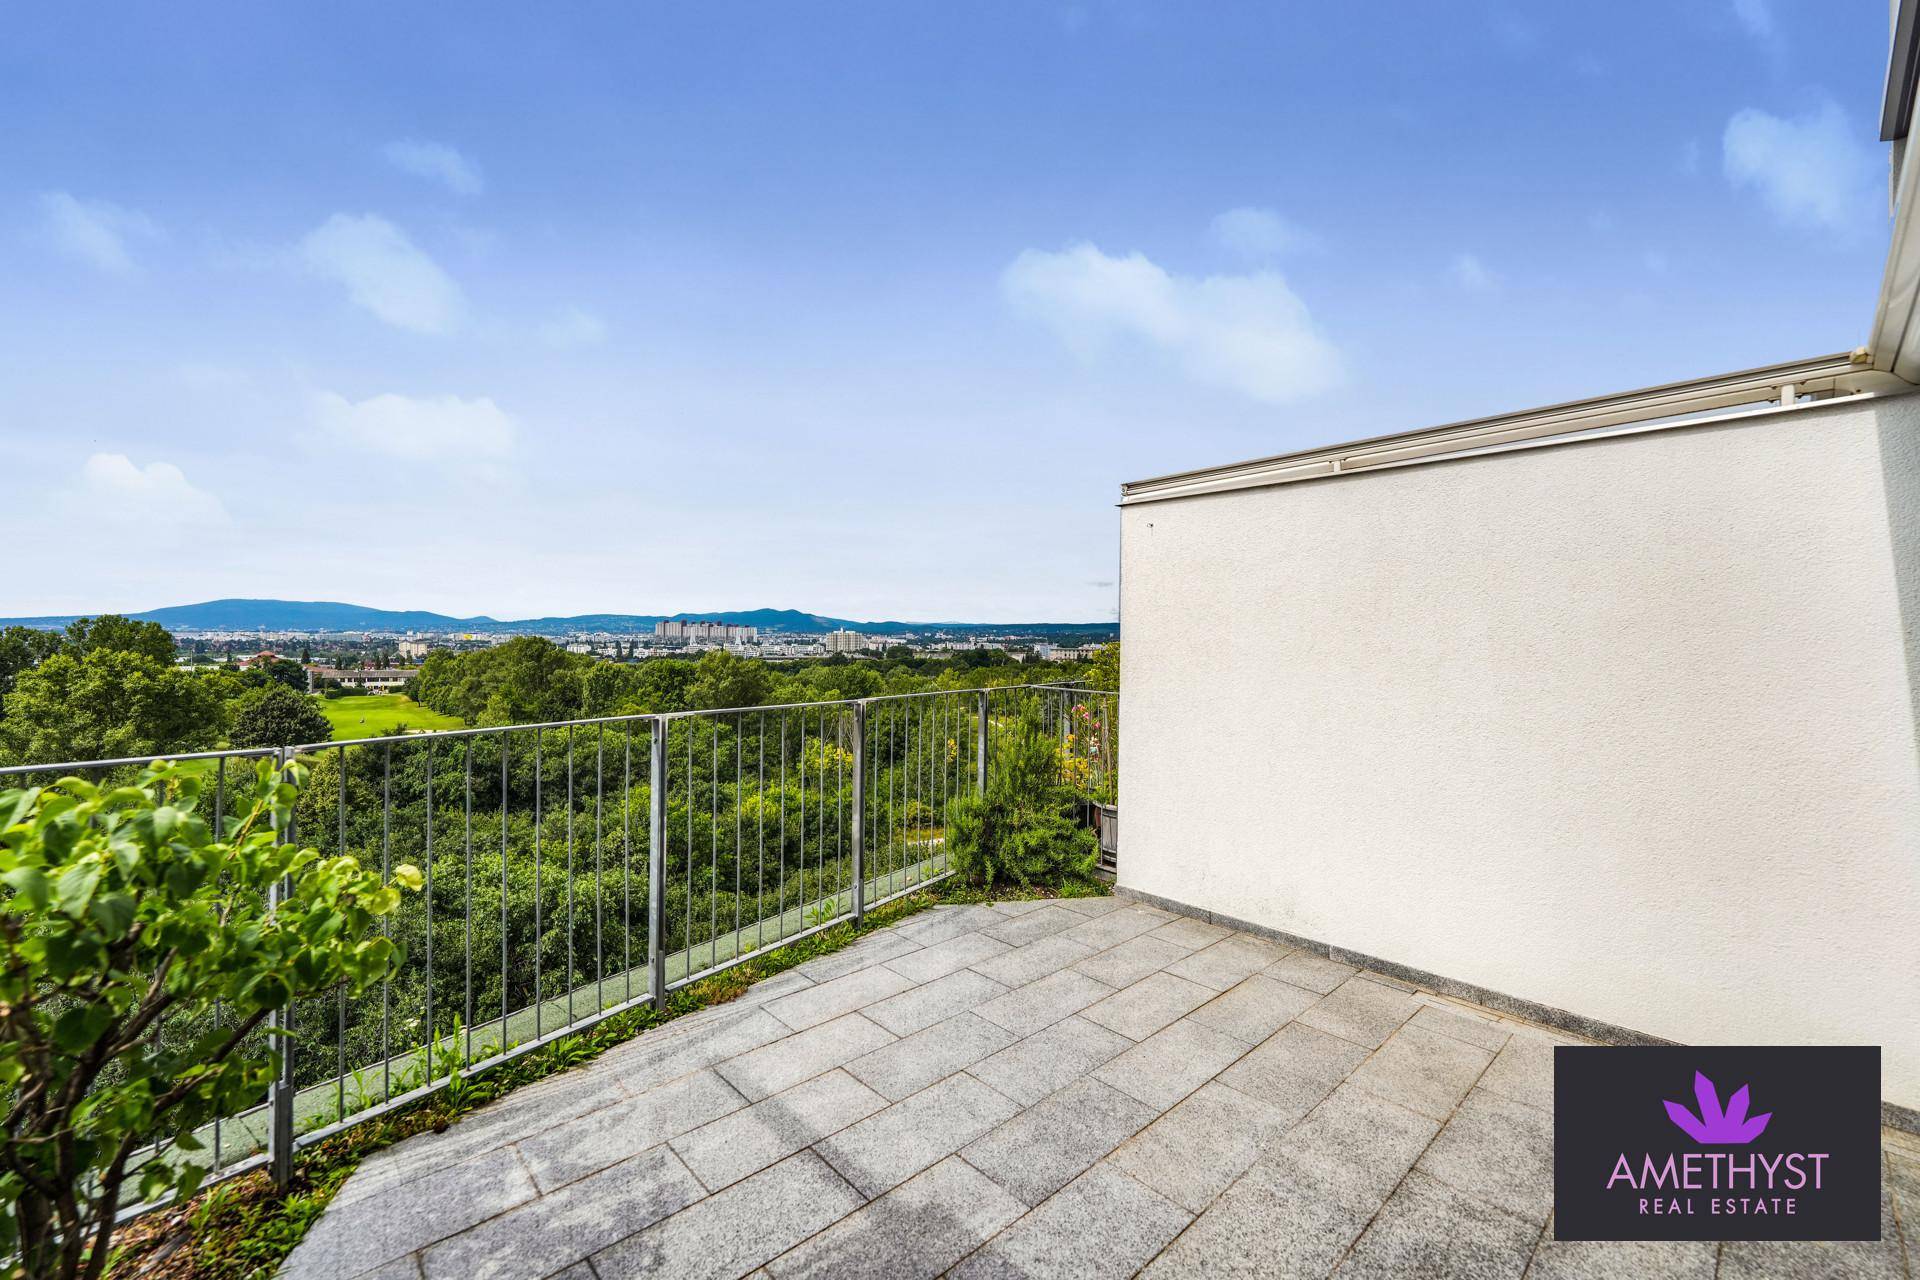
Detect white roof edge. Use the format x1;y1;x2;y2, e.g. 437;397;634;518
1120;352;1902;507
1871;4;1920;378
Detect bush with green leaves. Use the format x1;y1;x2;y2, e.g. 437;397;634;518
944;708;1097;889
228;683;333;749
0;760;418;1280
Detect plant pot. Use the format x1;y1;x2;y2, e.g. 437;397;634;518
1091;802;1118;874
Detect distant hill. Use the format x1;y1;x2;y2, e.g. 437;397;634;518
0;598;1117;638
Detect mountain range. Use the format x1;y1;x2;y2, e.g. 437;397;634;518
0;599;1119;638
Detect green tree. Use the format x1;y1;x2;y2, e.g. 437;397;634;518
60;616;176;667
254;656;308;693
689;649;772;711
1086;641;1119;692
0;626;63;715
0;652;225;766
229;684;334;748
0;761;418;1279
478;637;586;724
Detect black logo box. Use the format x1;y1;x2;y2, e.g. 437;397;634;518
1553;1045;1880;1242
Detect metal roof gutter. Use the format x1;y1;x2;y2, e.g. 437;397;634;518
1121;351;1900;507
1873;0;1920;383
1883;0;1920;141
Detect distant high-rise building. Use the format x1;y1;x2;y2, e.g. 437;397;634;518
824;629;863;654
654;619;758;644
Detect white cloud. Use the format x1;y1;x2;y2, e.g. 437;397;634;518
1001;242;1342;404
1723;102;1880;236
299;214;465;334
539;307;609;348
38;192;160;274
73;453;227;525
383;139;484;196
311;390;516;462
1449;253;1499;292
1209;207;1317;260
1731;0;1774;41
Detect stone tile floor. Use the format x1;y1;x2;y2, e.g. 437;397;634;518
283;897;1919;1279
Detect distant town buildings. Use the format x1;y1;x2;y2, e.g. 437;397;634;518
306;666;413;694
396;639;434;660
823;629;864;654
654;620;759;644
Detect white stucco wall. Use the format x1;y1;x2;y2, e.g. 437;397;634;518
1119;393;1920;1111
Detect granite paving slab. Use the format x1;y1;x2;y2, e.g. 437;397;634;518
284;895;1914;1280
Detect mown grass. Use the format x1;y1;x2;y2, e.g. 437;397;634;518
313;694;464;741
105;878;1110;1279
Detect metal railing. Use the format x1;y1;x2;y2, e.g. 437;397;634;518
0;681;1117;1199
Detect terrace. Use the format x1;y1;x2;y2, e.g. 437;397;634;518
276;895;1918;1279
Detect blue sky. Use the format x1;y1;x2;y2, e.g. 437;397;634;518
0;1;1895;622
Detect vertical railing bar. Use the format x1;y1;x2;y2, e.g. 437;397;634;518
757;712;766;951
709;718;718;969
976;689;989;797
916;698;925;882
834;706;844;915
501;733;509;1046
424;740;434;1086
797;707;807;921
851;701;866;922
381;742;392;1100
647;717;667;1009
336;745;348;1122
534;730;543;1040
595;725;604;1014
819;707;830;910
779;713;787;942
733;714;742;953
213;755;225;1169
464;739;474;1067
266;745;295;1189
1102;694;1113;799
565;724;575;1030
623;727;633;1003
684;721;692;969
888;702;897;886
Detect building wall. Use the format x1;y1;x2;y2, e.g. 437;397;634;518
1119;394;1920;1110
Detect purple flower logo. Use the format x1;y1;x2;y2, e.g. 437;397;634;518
1664;1071;1772;1144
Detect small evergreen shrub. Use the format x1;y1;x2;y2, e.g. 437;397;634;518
944;708;1097;889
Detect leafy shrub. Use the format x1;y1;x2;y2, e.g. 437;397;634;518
0;760;417;1280
944;709;1097;889
229;684;334;748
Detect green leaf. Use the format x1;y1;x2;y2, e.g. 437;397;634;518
0;787;38;831
43;929;103;980
52;1002;114;1053
55;857;104;916
1;865;49;909
90;891;136;937
391;863;424;891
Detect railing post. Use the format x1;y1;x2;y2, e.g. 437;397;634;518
976;689;990;795
850;701;866;923
266;746;296;1189
647;716;668;1010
